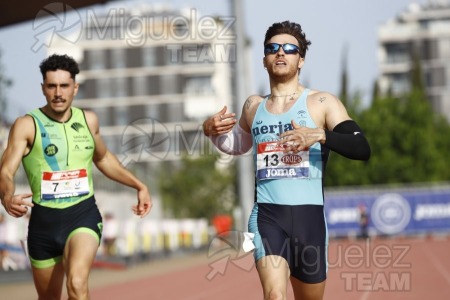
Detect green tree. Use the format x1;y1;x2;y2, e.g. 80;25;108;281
326;54;450;186
324;90;370;186
359;93;409;184
364;52;450;184
339;44;349;107
159;154;236;220
325;47;367;186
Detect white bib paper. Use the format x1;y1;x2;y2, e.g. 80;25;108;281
256;141;310;180
41;169;90;200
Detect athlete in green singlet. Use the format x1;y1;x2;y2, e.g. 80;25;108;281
0;54;152;300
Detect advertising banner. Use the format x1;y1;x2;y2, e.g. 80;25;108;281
325;187;450;237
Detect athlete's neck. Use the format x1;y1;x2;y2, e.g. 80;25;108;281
269;84;304;102
41;106;72;123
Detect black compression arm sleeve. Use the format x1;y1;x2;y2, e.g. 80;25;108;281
323;120;371;161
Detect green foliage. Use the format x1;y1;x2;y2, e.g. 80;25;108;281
326;51;450;186
326;84;450;186
159;154;236;220
324;92;371;187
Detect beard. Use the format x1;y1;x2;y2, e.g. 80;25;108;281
269;68;299;83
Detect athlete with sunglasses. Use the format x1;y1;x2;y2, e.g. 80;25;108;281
203;21;370;300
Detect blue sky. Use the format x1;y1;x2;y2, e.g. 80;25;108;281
0;0;429;121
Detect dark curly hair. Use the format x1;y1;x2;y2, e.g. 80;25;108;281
39;54;80;81
264;21;311;58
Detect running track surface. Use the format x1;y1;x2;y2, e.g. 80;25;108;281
2;237;450;299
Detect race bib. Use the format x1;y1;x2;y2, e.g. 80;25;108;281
41;169;90;200
256;141;310;180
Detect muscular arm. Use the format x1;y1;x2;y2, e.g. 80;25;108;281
84;111;152;217
279;92;370;160
202;96;260;155
322;93;371;160
0;116;34;217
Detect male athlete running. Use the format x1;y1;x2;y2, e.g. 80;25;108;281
0;54;152;300
203;21;370;300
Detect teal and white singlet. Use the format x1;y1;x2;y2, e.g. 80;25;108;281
248;89;329;283
251;88;325;205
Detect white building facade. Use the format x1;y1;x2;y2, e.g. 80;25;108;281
378;1;450;119
49;4;237;164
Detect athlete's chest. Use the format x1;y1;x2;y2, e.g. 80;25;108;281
264;100;297;115
36;120;94;159
252;102;313;141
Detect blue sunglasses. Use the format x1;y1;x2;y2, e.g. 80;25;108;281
264;43;301;55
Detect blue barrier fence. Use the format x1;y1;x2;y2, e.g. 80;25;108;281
324;184;450;237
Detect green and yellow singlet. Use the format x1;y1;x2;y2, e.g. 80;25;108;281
22;107;95;208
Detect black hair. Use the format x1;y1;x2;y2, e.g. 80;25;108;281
264;21;311;58
39;54;80;81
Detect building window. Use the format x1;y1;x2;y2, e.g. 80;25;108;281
87;49;106;70
76;84;85;100
112;77;128;97
127;48;142;68
113;106;128;126
146;104;160;120
428;95;441;112
97;78;112;98
440;38;450;59
93;107;109;126
385;43;409;64
132;76;148;96
102;135;119;155
166;103;183;123
142;47;156;67
160;74;180;95
184;76;213;95
110;48;126;69
390;73;410;94
428;67;446;87
147;75;160;95
421;39;439;60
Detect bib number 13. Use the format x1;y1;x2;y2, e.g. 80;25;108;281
264;154;279;167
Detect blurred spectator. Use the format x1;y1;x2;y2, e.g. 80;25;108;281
212;214;233;236
358;204;369;239
0;212;18;270
102;213;119;257
0;212;7;269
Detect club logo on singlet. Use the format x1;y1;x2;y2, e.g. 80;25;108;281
70;122;84;132
297;110;307;118
44;144;58;156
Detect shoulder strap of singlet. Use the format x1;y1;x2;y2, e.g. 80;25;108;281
296;88;310;107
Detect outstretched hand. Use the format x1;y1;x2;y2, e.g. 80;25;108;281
202;106;237;136
1;193;33;218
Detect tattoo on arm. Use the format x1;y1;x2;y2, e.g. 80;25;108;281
245;98;253;110
319;96;326;103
